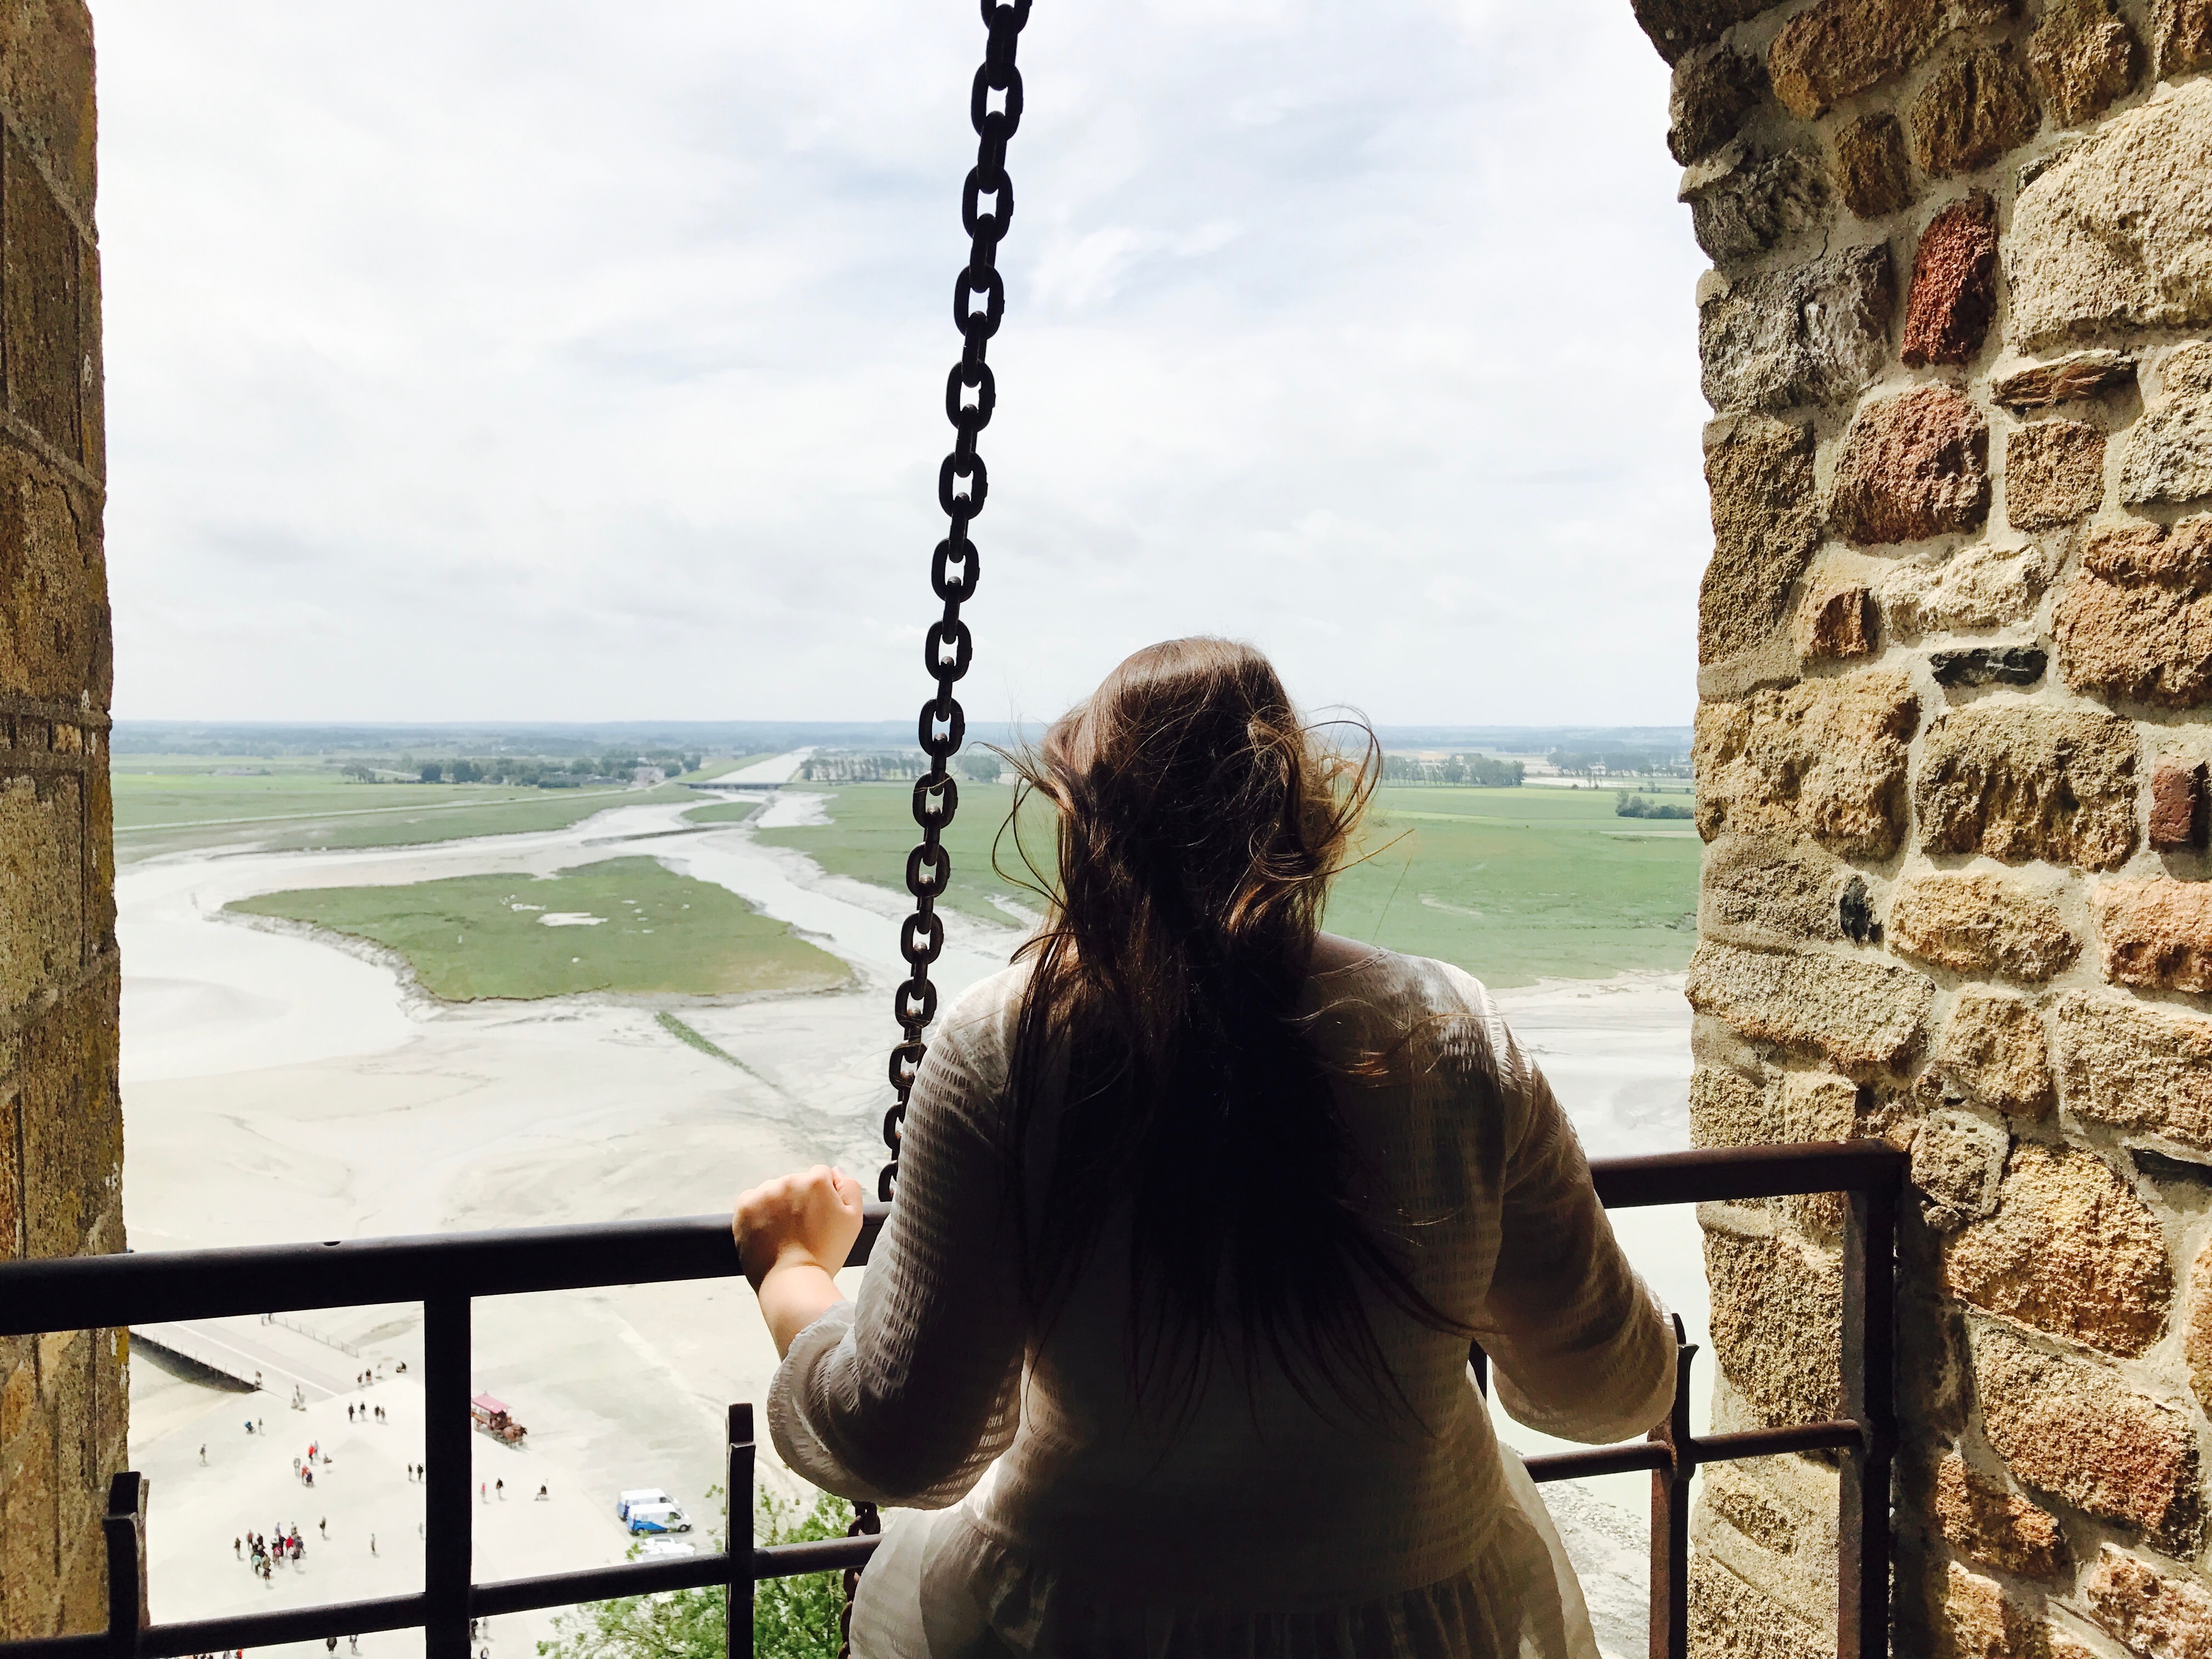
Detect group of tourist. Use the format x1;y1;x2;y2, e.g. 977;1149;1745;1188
233;1526;306;1582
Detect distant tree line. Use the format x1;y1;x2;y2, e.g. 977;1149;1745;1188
1381;753;1525;787
1615;791;1694;820
342;751;703;786
1552;749;1689;780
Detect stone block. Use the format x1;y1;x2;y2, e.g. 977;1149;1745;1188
1933;1455;2070;1579
1699;244;1894;414
1;133;81;465
1695;672;1920;859
2092;877;2212;992
1911;1108;2008;1229
2154;761;2208;852
0;772;81;1014
2153;0;2212;76
2008;78;2212;349
1888;873;2078;983
2027;0;2141;129
1903;194;2000;369
1692;1062;1780;1146
1682;145;1832;266
1700;832;1846;951
2122;343;2212;509
1971;1321;2200;1545
16;964;120;1261
1689;1554;1829;1659
2;1434;58;1639
2055;989;2212;1148
2084;1547;2212;1659
1929;645;2047;687
1945;1140;2171;1355
0;445;99;702
1827;386;1991;547
0;3;96;222
1879;545;2047;637
1702;415;1820;663
1993;349;2136;409
2053;518;2212;708
1930;989;2053;1115
2005;421;2106;530
1913;703;2139;871
1631;0;1785;65
1907;46;2042;179
1833;112;1915;221
2186;1237;2212;1417
1768;0;1945;119
1933;1562;2067;1659
1794;583;1875;660
1686;941;1934;1069
1670;43;1767;165
1707;1227;1843;1427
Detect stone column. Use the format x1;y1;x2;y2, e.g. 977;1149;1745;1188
1637;0;2212;1652
0;2;122;1643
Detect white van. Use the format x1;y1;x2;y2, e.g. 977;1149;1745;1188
616;1488;673;1521
627;1503;692;1536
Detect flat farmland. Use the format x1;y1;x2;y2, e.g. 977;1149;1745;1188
752;780;1050;927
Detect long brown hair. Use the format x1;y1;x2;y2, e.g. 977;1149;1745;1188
1000;637;1472;1420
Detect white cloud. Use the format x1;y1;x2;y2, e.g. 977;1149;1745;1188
93;0;1708;727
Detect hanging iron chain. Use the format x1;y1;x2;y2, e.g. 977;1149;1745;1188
879;0;1032;1205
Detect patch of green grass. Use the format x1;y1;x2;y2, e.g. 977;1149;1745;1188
681;799;760;826
227;856;850;1001
751;782;1049;928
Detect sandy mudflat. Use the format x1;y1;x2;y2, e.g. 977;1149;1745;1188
119;768;1699;1657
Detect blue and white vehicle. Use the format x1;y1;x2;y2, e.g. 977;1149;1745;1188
626;1503;692;1536
616;1488;673;1522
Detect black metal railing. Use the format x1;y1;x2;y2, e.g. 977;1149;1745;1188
0;1139;1900;1659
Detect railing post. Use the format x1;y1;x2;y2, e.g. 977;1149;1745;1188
425;1295;472;1659
1839;1177;1898;1659
1649;1314;1694;1659
728;1404;754;1659
101;1471;147;1659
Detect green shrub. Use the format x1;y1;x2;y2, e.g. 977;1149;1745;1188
537;1486;856;1659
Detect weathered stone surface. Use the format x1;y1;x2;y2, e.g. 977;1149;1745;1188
1708;1227;1842;1426
1696;673;1919;858
0;449;98;702
2053;518;2212;707
1686;941;1933;1069
1933;1562;2068;1659
2123;343;2212;509
1933;1456;2069;1579
1671;43;1767;165
2028;0;2140;129
1929;645;2048;687
1827;386;1991;546
1930;989;2053;1115
2005;421;2106;529
1683;145;1832;266
1833;113;1915;221
1701;832;1844;951
1879;545;2047;637
1913;703;2139;871
2009;78;2212;349
1971;1322;2200;1544
1692;1062;1778;1147
1889;873;2078;983
1632;0;1785;65
2154;761;2209;851
2092;877;2212;992
1903;195;2000;368
1946;1141;2171;1355
2153;0;2212;77
0;774;81;1012
1699;245;1894;413
1993;349;2137;409
1908;46;2042;179
2055;990;2212;1149
1839;874;1878;943
1779;1069;1861;1141
1702;415;1820;663
1794;583;1875;660
2187;1237;2212;1418
1689;1555;1829;1659
1768;0;1944;119
2084;1547;2212;1659
1912;1108;2008;1230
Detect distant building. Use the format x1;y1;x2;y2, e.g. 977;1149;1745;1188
633;766;666;786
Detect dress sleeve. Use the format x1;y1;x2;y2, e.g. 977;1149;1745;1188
1479;1019;1677;1446
766;1019;1026;1509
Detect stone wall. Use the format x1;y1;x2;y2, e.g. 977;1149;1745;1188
0;1;121;1644
1639;0;2212;1652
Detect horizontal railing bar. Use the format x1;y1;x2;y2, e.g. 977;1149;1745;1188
0;1638;100;1659
139;1592;427;1657
1692;1419;1865;1464
1525;1442;1672;1481
0;1144;1905;1336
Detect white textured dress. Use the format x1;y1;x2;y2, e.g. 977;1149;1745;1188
769;943;1676;1659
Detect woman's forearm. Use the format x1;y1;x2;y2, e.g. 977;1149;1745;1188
759;1261;846;1355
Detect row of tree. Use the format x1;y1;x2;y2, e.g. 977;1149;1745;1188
1615;791;1694;820
1379;753;1526;787
338;751;704;786
1551;750;1689;780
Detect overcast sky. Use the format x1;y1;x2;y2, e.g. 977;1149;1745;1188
95;0;1708;729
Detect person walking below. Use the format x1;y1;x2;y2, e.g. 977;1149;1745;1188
736;640;1675;1659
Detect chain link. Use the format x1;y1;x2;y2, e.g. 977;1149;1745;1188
878;0;1033;1204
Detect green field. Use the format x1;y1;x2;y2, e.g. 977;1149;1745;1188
681;799;761;826
755;782;1697;988
226;856;849;1001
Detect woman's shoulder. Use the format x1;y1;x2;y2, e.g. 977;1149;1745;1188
929;959;1036;1079
1310;934;1499;1019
